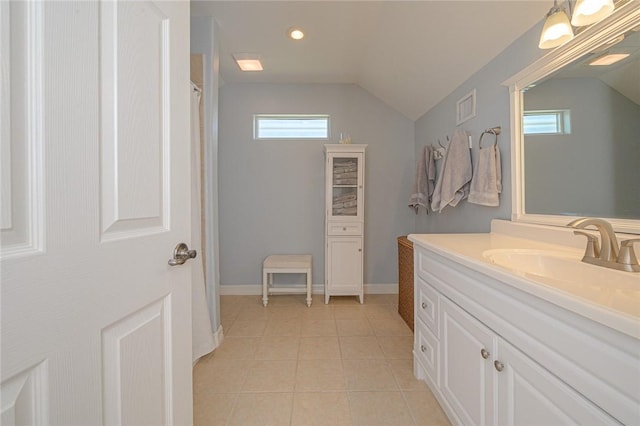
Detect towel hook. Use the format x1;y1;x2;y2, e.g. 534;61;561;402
479;126;501;148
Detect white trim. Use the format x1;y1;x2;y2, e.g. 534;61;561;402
219;283;398;296
503;2;640;235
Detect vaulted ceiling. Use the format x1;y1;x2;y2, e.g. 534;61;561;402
191;1;550;120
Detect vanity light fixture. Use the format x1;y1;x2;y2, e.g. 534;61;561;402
287;27;305;40
539;0;574;49
588;53;630;65
538;0;618;50
232;53;263;71
571;0;615;27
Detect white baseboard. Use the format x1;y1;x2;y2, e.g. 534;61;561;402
219;283;398;295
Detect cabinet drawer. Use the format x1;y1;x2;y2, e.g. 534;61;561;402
416;276;439;337
327;222;362;235
415;318;439;387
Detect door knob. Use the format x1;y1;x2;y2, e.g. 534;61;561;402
168;243;197;266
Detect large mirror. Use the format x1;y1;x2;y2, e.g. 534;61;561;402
506;3;640;234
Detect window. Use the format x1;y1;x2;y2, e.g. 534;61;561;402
523;110;571;135
253;114;330;139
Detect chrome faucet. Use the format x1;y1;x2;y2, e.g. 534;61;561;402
567;218;640;272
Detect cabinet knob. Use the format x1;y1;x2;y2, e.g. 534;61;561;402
421;302;427;309
420;345;426;353
494;360;504;372
358;248;362;252
480;348;490;359
343;227;347;231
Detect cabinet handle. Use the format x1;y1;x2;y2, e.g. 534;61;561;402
421;302;427;309
494;360;504;372
420;345;426;352
480;348;490;359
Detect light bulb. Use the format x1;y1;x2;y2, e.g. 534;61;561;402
539;7;574;49
571;0;615;27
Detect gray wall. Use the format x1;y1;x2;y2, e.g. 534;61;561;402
414;21;547;233
524;77;640;219
524;78;640;218
218;83;415;287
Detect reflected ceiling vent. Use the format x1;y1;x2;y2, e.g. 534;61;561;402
589;53;630;66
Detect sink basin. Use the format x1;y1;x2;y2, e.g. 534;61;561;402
483;249;582;281
482;249;640;316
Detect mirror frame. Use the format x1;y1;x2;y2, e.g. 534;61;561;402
503;2;640;235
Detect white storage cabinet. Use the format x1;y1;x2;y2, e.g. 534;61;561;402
324;144;366;304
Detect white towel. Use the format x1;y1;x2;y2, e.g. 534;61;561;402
431;129;472;213
469;144;502;206
408;145;436;213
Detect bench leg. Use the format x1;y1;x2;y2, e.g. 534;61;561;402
262;270;269;307
305;268;312;307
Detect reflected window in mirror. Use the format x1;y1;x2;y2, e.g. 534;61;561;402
523;109;571;135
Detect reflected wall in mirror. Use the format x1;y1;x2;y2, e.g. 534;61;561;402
523;28;640;219
506;3;640;234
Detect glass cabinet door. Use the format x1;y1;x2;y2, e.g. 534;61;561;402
328;154;362;220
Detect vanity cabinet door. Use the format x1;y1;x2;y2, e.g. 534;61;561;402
496;339;618;426
440;297;497;426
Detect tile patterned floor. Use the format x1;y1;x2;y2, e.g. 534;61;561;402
193;294;450;426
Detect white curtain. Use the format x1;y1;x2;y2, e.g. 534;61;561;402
190;82;214;362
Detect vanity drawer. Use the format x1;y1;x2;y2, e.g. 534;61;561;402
414;317;439;387
327;222;362;235
416;276;439;337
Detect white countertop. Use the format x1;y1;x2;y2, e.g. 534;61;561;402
408;228;640;340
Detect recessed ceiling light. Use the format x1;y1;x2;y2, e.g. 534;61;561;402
287;27;304;40
589;53;630;66
232;53;263;71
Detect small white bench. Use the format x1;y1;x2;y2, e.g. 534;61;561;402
262;255;312;307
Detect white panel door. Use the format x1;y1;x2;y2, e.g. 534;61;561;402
326;236;363;292
440;297;496;426
496;339;618;426
0;1;192;425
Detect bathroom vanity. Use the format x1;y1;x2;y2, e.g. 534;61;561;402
409;220;639;425
411;5;640;424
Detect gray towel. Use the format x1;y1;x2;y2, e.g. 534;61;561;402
469;144;502;206
431;129;472;213
408;145;436;213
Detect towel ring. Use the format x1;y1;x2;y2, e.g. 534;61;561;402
479;127;501;148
